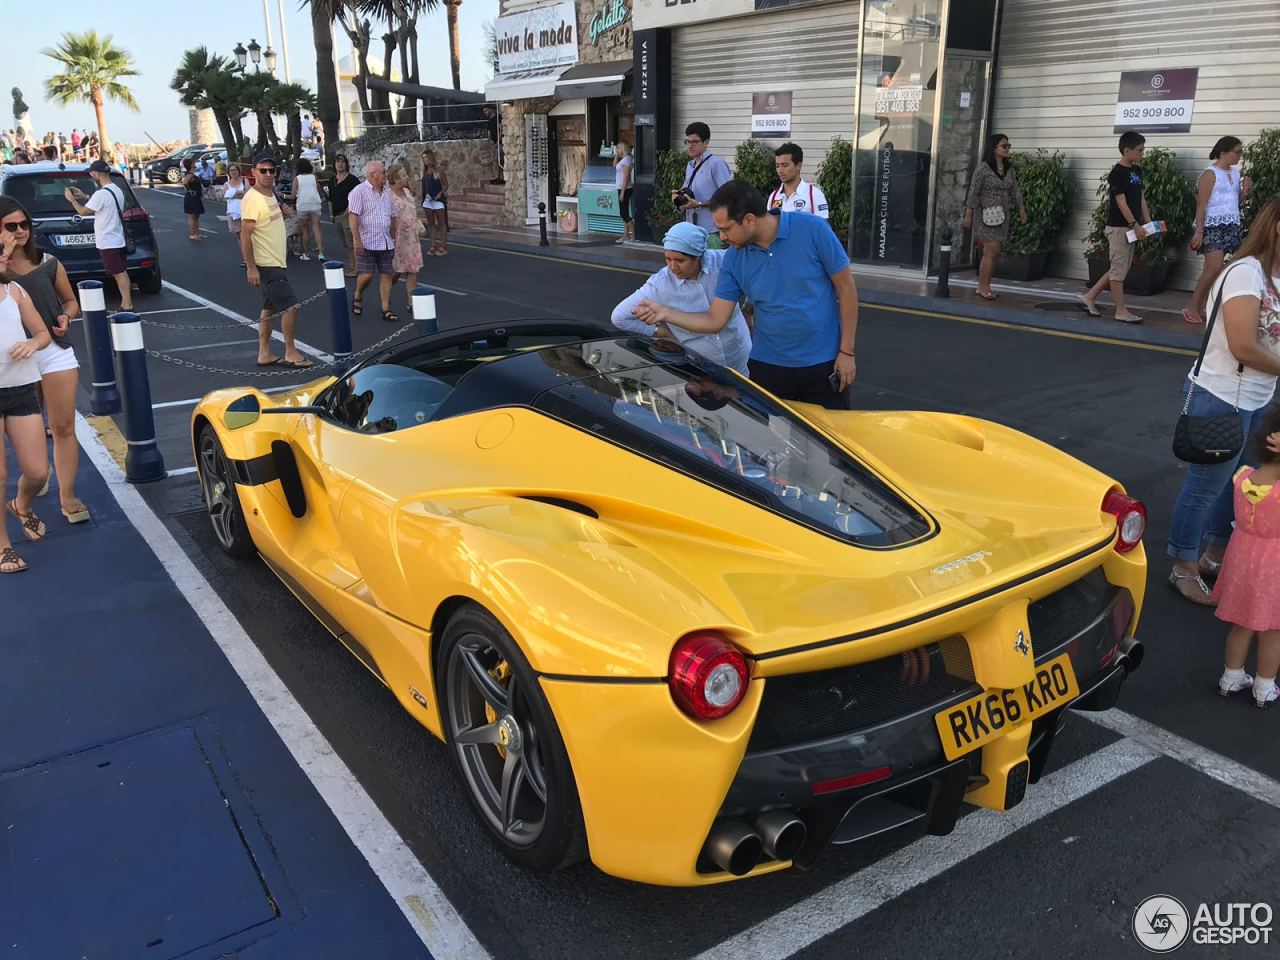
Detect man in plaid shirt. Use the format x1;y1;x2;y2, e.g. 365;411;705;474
347;161;399;321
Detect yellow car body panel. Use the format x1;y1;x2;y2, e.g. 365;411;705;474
192;354;1148;886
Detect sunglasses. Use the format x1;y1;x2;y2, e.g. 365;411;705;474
2;219;31;233
255;166;277;174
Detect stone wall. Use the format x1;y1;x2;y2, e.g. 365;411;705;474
338;137;499;193
577;0;632;66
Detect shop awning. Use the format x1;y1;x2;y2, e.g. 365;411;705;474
554;60;631;100
485;66;569;101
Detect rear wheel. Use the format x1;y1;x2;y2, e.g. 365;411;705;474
136;268;162;296
164;166;181;184
196;424;255;559
439;605;587;872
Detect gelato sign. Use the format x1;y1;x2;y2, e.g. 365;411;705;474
590;0;631;43
497;1;580;74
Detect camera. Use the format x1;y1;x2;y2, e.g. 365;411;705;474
673;187;695;209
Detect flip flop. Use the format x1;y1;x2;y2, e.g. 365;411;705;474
61;502;91;524
6;499;46;542
283;358;315;369
1078;298;1102;317
256;357;282;367
977;291;997;301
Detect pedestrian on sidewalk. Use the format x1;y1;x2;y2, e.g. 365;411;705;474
325;154;360;277
614;141;635;243
182;157;205;241
1167;196;1280;605
0;231;52;574
0;198;88;524
224;164;247;266
963;133;1026;301
768;143;830;220
348;160;398;321
673;123;732;241
1186;136;1253;325
388;163;422;320
1212;406;1280;708
239;154;313;370
611;221;750;374
289;158;326;262
636;179;858;408
420;150;447;256
62;159;132;312
1080;131;1153;324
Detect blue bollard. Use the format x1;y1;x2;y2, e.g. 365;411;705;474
78;280;121;415
412;285;438;335
324;260;353;373
109;312;166;483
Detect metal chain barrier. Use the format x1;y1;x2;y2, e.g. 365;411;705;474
144;321;416;379
136;288;330;332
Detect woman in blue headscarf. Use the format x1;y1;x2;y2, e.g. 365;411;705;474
611;222;752;374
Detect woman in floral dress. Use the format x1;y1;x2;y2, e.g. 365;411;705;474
388;164;423;320
963;133;1026;300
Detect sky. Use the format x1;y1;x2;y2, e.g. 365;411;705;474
7;1;492;145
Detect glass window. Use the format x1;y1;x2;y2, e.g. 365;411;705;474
3;172;139;217
321;363;454;434
533;359;931;547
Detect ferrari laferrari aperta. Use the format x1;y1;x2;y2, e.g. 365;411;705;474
192;320;1147;886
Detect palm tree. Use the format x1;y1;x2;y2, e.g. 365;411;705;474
310;5;342;166
268;83;319;159
241;73;283;153
171;48;242;160
42;30;139;161
202;69;251;160
446;0;463;91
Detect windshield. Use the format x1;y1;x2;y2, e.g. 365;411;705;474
4;172;137;217
532;354;932;547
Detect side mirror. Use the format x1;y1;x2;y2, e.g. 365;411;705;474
223;394;261;430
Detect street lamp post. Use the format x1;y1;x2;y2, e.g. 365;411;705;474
234;42;248;71
248;38;262;70
264;47;278;74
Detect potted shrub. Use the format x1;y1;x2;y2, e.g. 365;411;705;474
995;148;1071;282
1241;127;1280;231
817;137;852;247
733;139;779;198
1084;146;1194;296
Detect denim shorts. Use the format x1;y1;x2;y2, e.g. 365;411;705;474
0;383;40;418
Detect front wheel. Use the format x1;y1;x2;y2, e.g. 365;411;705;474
196;424;255;559
439;606;587;872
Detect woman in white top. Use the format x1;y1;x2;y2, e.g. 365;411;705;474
614;141;635;244
289;158;326;261
223;163;248;267
1185;136;1254;324
0;230;53;574
1168;196;1280;604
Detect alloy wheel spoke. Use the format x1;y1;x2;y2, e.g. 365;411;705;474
454;721;502;746
460;647;510;713
499;750;526;835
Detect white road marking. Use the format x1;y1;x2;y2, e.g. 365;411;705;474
152;382;311;410
1089;709;1280;810
161;338;258;354
161;280;333;363
75;412;492;960
693;738;1155;960
166;465;199;476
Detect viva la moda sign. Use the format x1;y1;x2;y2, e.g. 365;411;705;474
497;1;579;74
590;0;631;43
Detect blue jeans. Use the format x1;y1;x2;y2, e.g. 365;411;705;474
1166;381;1267;562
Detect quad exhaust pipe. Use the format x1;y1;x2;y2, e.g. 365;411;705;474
704;811;808;875
1116;636;1144;674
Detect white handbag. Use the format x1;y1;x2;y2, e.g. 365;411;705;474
981;205;1006;227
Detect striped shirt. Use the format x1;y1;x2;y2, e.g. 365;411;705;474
346;181;397;251
611;249;752;374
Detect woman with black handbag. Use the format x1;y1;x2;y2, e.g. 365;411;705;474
1168;196;1280;604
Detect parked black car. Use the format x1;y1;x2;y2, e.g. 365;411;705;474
145;143;223;184
0;161;163;294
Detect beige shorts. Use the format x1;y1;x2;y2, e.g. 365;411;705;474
1105;226;1134;280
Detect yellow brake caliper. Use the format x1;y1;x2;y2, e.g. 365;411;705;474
485;660;512;758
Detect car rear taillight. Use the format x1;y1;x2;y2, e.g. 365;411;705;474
668;631;748;720
122;208;150;222
1102;490;1146;553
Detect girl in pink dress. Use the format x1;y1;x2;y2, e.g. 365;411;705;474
1214;406;1280;707
388;164;423;320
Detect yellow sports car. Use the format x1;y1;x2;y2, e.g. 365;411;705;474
192;320;1148;886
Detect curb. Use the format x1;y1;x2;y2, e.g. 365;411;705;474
450;232;1202;353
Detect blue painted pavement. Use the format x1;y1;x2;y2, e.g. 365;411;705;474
0;439;432;960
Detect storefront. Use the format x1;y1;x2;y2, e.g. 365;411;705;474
486;0;634;231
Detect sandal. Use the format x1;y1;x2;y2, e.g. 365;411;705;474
381;310;400;323
1199;554;1223;579
61;501;91;524
1168;569;1215;606
977;291;997;301
0;546;27;574
6;499;46;542
1079;298;1102;318
351;297;363;316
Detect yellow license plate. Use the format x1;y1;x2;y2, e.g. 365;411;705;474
933;653;1079;761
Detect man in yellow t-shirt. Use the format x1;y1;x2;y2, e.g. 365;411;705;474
240;154;312;368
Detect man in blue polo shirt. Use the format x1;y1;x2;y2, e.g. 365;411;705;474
635;179;859;408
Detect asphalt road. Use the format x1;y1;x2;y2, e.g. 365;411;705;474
74;186;1280;959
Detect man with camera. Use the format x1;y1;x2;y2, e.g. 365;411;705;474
673;123;732;237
